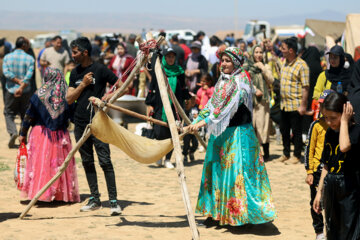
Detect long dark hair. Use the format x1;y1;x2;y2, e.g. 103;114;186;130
323;92;348;113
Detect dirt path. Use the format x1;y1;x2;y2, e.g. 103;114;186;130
0;91;315;240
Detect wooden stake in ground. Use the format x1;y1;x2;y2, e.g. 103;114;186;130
153;46;200;239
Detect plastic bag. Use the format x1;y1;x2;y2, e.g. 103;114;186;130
14;142;27;190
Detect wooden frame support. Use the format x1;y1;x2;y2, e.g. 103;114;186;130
152;40;200;239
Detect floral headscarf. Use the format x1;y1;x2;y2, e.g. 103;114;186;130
36;67;68;119
216;47;245;72
205;47;253;136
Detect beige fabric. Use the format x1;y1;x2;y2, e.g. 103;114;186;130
90;110;174;164
345;14;360;57
252;99;270;144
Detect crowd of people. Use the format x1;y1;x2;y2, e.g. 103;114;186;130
1;28;360;239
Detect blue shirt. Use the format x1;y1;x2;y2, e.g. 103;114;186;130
2;49;35;94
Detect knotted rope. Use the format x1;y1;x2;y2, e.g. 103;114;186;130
104;39;159;98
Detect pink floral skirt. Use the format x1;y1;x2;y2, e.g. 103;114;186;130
21;125;80;202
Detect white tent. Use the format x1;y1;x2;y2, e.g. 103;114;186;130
345;14;360;57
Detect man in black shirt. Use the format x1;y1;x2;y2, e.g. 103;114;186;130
66;37;122;215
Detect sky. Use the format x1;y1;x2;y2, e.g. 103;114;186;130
2;0;359;17
1;0;359;33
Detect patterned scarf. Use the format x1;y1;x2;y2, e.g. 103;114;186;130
161;56;184;122
206;47;253;136
36;67;67;119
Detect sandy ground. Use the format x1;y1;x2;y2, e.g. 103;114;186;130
0;89;317;240
0;28;315;238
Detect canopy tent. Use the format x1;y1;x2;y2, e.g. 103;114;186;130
345;14;360;57
305;19;345;51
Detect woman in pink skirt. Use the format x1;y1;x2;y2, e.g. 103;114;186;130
19;67;80;202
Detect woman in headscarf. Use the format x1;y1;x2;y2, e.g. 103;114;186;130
186;47;276;226
313;45;353;99
300;45;323;133
184;41;208;93
145;48;191;168
243;45;274;161
108;42;135;95
19;68;80;202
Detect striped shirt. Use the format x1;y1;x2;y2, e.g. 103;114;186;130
280;57;309;111
2;49;34;94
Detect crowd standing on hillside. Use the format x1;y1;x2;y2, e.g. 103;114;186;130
1;29;360;238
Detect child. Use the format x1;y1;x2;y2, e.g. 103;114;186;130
313;92;360;240
196;73;214;110
183;96;198;163
304;90;333;240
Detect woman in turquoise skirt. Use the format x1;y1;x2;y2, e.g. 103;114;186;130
186;47;276;226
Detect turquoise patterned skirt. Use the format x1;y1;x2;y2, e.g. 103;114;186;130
196;123;276;226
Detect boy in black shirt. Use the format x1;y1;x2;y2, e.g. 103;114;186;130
66;37;123;215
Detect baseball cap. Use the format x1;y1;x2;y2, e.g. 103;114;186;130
246;37;255;44
318;89;335;103
190;41;202;49
326;45;344;56
163;47;176;56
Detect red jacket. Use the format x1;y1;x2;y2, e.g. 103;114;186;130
179;43;191;60
108;55;134;82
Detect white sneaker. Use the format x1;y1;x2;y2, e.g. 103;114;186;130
155;159;163;167
164;159;174;169
110;201;122;216
315;233;325;240
198;146;205;153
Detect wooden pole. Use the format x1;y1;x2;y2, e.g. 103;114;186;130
105;102;168;128
152;39;200;239
169;93;207;149
20;36;164;219
89;96;169;128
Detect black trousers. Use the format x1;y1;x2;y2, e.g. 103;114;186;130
74;124;117;200
323;173;360;240
310;172;324;233
280;110;303;158
4;90;31;136
154;123;172;160
182;134;198;155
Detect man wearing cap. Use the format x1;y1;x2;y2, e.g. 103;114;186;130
275;37;310;164
246;37;256;55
